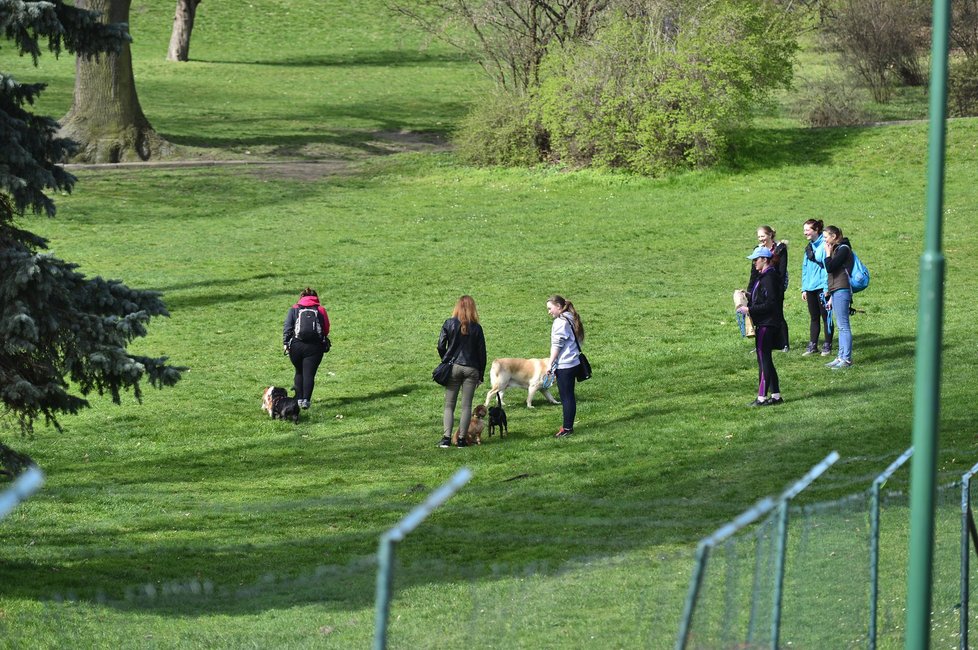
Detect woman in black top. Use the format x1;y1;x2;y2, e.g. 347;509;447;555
437;295;487;448
738;247;786;406
748;225;789;351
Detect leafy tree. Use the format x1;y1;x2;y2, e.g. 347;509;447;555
0;0;184;477
534;0;799;174
59;0;171;162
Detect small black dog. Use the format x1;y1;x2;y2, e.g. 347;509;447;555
262;386;300;423
488;393;508;438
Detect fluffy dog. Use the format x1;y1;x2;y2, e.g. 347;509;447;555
452;404;487;446
262;386;300;423
484;358;559;408
487;393;508;438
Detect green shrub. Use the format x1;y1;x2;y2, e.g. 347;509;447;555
454;90;544;166
534;1;798;175
948;56;978;117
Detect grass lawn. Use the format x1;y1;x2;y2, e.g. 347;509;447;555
2;1;977;647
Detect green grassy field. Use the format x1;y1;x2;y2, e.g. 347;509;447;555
2;1;978;647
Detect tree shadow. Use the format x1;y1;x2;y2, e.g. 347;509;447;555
721;125;862;175
192;50;471;68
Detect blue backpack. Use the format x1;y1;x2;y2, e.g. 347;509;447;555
841;244;870;293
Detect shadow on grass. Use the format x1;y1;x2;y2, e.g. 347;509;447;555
0;328;946;619
720;126;859;175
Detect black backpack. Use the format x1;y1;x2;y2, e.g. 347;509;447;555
294;307;322;343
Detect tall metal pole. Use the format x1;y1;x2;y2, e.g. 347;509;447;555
905;1;950;647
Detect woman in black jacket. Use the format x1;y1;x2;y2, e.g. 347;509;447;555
748;225;789;352
738;247;786;406
282;287;331;409
436;295;487;448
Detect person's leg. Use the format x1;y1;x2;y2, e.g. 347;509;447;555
443;366;464;437
556;367;577;431
755;327;768;398
806;291;822;346
833;290;852;363
288;344;305;397
456;366;480;443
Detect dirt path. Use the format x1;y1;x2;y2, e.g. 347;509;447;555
64;130;452;181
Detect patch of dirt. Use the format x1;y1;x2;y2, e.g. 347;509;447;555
64;130;453;181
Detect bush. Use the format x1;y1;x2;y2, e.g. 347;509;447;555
948;57;978;117
454;91;544;167
533;2;798;175
793;75;869;127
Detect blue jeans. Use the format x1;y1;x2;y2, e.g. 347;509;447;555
831;289;852;362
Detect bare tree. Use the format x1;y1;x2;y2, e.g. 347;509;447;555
824;0;929;102
59;0;170;162
388;0;613;93
167;0;203;62
951;0;978;60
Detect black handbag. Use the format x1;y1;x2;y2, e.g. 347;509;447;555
563;316;592;382
432;361;453;386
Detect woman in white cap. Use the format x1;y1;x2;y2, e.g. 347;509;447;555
737;246;786;406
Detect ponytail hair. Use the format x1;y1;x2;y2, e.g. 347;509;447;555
300;287;318;298
804;219;824;234
548;294;585;342
825;225;843;239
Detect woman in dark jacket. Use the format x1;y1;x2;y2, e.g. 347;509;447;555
283;287;331;409
437;295;487;448
738;246;786;406
748;225;789;352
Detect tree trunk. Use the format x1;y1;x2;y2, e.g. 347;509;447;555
60;0;170;163
167;0;202;62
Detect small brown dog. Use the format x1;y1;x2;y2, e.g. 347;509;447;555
452;404;488;446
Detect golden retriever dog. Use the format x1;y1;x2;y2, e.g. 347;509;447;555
451;404;487;446
483;358;559;408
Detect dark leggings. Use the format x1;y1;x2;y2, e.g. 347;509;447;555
755;326;780;398
289;340;324;401
805;290;832;346
556;366;578;430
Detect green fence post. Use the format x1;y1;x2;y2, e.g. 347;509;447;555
870;447;914;650
906;1;950;648
771;451;839;649
373;467;472;650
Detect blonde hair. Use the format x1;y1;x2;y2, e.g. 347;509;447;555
452;295;480;335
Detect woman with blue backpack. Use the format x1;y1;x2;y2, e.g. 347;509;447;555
800;219;833;357
283;287;331;409
823;226;855;369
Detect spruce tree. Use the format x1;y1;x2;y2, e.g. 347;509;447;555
0;1;184;477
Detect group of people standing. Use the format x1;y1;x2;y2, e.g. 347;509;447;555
736;220;858;406
436;294;585;448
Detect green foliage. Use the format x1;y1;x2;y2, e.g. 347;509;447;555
0;0;184;446
454;90;543;166
534;1;799;174
948;56;978;117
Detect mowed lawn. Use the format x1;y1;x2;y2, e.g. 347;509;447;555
2;1;978;647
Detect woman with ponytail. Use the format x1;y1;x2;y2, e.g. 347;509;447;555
545;295;585;437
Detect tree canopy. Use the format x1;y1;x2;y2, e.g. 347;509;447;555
0;0;184;475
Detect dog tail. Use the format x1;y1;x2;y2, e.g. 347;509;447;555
496;393;502;408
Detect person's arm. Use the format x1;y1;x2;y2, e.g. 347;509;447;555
476;327;487;383
437;321;450;358
319;307;330;337
548;318;569;369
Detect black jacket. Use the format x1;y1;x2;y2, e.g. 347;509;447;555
748;241;788;294
438;317;487;382
748;267;786;333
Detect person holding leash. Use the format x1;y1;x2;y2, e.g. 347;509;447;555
823;225;855;369
801;219;832;357
437;295;487;448
546;294;585;437
283;287;331;409
737;247;786;406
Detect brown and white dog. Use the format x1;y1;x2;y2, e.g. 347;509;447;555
484;358;559;408
452;404;487;446
262;386;300;423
